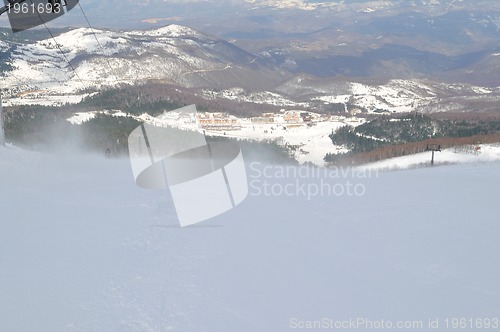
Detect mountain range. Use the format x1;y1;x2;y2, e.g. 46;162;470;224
0;23;498;115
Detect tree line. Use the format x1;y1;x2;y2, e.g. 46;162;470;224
326;112;500;165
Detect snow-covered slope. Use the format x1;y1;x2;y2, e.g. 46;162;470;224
359;143;500;171
65;109;363;166
276;76;500;114
0;25;287;105
1;145;499;331
1;25;497;113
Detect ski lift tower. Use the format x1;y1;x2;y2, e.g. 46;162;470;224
0;0;79;147
426;144;441;166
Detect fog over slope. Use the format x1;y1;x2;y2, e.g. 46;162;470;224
1;146;499;331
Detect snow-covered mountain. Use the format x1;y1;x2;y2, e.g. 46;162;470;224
273;75;499;114
1;25;497;113
0;25;288;98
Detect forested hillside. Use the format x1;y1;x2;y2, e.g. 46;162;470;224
326;113;500;164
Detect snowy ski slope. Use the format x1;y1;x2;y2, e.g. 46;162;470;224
0;145;499;331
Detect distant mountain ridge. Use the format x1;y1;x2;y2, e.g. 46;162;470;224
0;25;289;92
0;25;498;115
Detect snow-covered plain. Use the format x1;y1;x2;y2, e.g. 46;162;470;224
1;144;499;331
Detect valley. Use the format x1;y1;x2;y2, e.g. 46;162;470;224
0;0;499;166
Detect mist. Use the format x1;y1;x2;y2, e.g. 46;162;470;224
1;141;499;331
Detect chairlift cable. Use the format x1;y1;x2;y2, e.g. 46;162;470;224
77;2;119;81
28;0;85;86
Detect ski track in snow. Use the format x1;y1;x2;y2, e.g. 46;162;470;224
1;145;500;331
